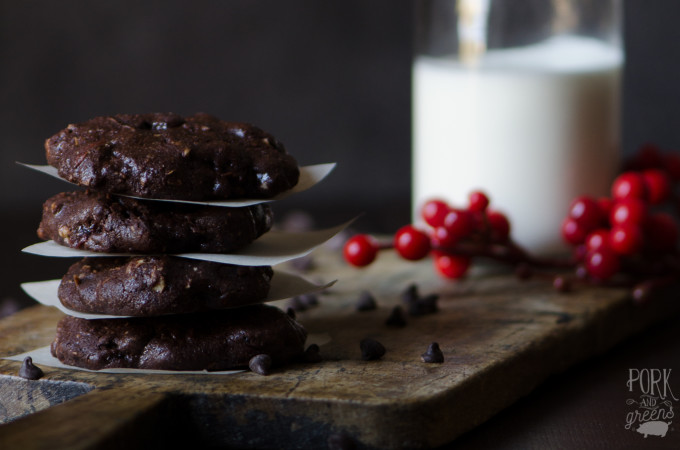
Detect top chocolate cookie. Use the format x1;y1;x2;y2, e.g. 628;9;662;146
45;113;300;200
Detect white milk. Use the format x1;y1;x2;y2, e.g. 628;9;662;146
413;35;622;254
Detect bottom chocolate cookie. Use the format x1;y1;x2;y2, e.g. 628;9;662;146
50;304;307;371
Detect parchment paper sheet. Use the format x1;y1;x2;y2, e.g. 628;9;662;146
21;271;335;320
19;162;335;207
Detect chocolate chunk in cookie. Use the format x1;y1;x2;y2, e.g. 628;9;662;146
38;190;272;253
45;113;300;200
58;256;274;316
50;304;307;371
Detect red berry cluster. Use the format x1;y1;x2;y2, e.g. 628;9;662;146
344;191;516;279
343;145;680;299
561;145;679;281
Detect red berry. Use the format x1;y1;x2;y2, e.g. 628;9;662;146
561;217;588;245
597;197;614;219
468;211;486;232
610;199;647;226
585;229;611;252
421;199;450;228
433;252;470;279
585;249;620;280
568;196;603;231
468;191;490;212
611;172;647;201
443;209;473;239
642;169;671;205
431;226;458;249
343;234;379;267
394;225;431;261
486;210;511;242
645;212;678;251
609;224;644;255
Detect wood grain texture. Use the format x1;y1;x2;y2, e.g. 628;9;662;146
0;249;678;449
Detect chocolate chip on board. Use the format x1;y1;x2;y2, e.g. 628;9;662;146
407;293;439;316
360;338;386;361
385;306;407;328
287;293;320;312
249;354;272;376
401;283;439;316
19;356;44;380
420;342;444;364
303;344;323;363
401;284;419;304
355;290;377;311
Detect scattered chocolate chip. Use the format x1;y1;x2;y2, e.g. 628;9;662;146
19;356;44;380
420;342;444;363
355;290;377;311
286;307;296;319
360;338;386;361
385;306;407;327
407;293;439;316
249;354;272;376
327;431;356;450
553;276;571;293
304;344;322;363
401;283;438;316
288;293;319;312
555;313;573;324
401;284;419;304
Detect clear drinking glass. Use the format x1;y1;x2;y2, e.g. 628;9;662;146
412;0;623;254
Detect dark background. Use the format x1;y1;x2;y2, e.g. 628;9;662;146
1;1;680;303
1;2;680;447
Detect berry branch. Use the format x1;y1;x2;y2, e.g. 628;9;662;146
343;145;680;296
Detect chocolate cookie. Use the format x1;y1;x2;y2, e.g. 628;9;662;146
50;304;307;371
38;190;272;253
58;257;274;316
45;113;300;200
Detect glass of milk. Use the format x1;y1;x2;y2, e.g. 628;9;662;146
413;0;623;254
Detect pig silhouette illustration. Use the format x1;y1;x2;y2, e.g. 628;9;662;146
636;421;670;438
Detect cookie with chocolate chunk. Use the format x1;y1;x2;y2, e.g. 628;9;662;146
45;113;300;200
38;190;272;253
50;304;307;371
58;257;274;316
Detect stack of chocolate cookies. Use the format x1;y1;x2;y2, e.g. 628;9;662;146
34;113;309;371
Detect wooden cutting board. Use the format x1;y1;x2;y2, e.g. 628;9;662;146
0;249;678;449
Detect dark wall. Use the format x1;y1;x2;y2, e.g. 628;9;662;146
1;1;680;306
0;1;413;226
2;1;680;218
622;1;680;154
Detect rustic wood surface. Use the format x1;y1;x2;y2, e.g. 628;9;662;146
0;249;678;449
